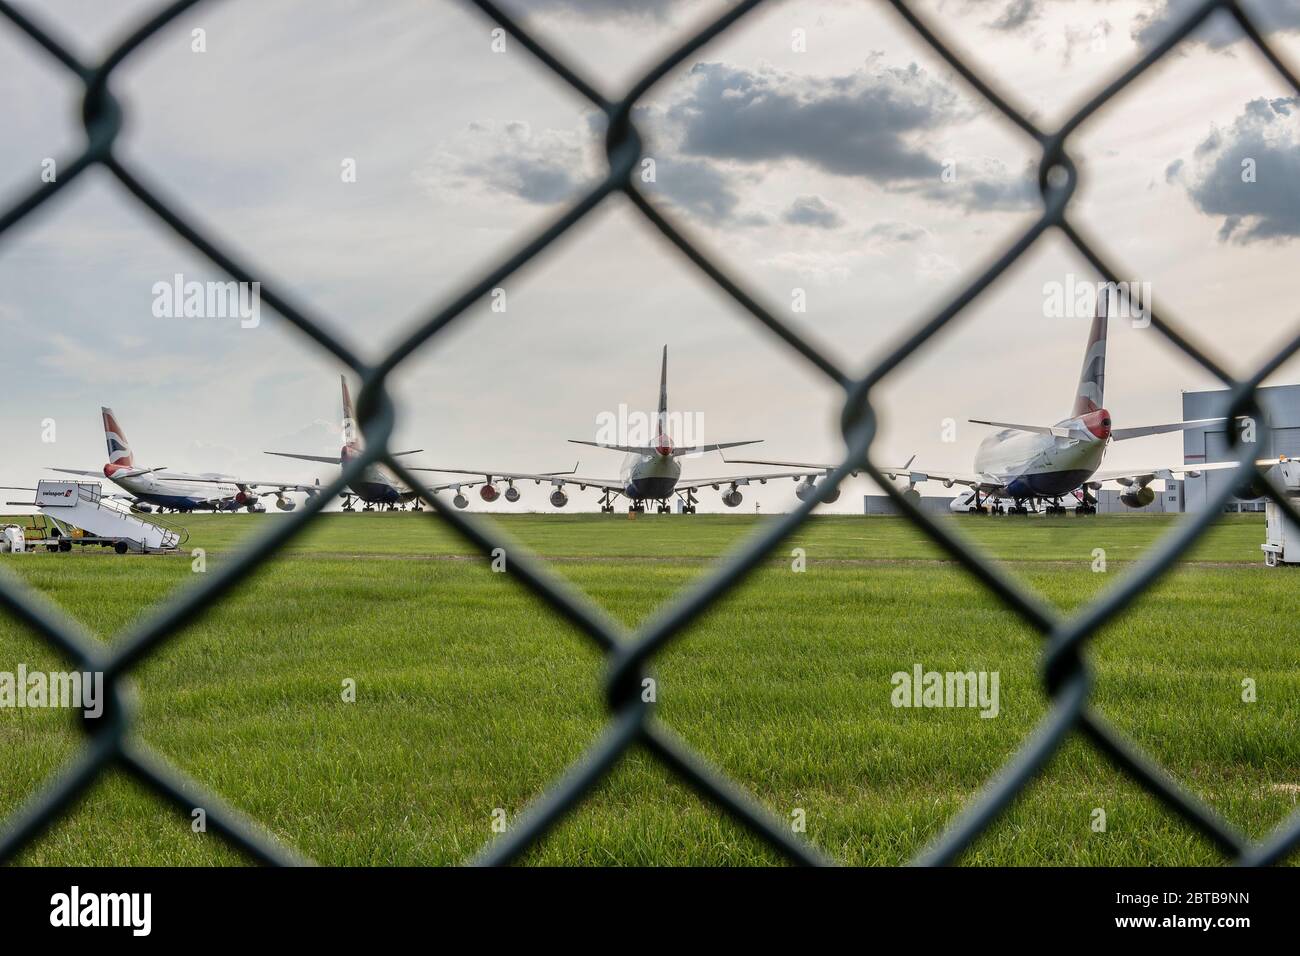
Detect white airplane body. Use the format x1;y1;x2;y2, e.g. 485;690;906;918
50;408;304;513
270;377;574;511
449;346;849;513
733;286;1254;514
414;347;849;513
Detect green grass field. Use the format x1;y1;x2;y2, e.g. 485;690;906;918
1;510;1297;866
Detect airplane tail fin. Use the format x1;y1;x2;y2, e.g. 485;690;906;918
1071;285;1108;416
101;406;134;468
657;345;668;435
340;375;362;458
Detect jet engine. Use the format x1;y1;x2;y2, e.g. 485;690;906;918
505;486;521;503
480;484;500;502
453;493;468;509
246;500;266;513
722;489;743;507
274;494;295;512
1236;462;1282;500
1119;485;1155;509
795;479;816;502
550;490;569;508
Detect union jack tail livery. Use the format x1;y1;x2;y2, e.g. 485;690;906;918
101;406;134;473
340;375;362;461
1071;287;1108;416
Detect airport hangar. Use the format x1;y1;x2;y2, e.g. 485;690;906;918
861;383;1300;515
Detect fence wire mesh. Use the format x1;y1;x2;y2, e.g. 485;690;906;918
2;0;1300;868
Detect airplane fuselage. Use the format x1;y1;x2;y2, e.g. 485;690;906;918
105;465;243;512
972;409;1111;500
342;451;417;504
620;452;681;501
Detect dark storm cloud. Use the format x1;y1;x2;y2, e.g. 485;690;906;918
988;0;1043;32
1133;0;1300;49
421;119;597;206
661;62;1035;214
1182;97;1300;242
642;155;763;225
927;165;1037;212
493;155;583;204
435;58;1036;225
670;61;960;183
782;195;845;229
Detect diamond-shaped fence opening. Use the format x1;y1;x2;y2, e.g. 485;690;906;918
2;0;1300;867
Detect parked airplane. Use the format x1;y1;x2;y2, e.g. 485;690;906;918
267;376;573;511
416;347;854;514
731;287;1248;515
50;407;313;513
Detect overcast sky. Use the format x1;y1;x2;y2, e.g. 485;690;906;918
2;0;1299;516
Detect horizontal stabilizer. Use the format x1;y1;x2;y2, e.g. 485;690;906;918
407;462;580;480
570;439;762;457
265;452;344;465
113;466;168;479
1109;418;1227;441
671;440;761;457
566;440;658;456
969;419;1071;437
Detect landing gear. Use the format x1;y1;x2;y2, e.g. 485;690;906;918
341;494;357;512
1075;488;1098;515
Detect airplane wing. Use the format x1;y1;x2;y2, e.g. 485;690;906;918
405;462;580;484
264;449;424;465
159;475;321;495
547;476;628;492
717;453;863;477
675;470;839;492
47;468;105;478
1087;459;1272;488
411;467;629;495
878;465;1007;494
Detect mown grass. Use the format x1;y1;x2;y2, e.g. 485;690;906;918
0;511;1296;866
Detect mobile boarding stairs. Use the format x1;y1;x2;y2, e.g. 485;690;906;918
1262;459;1300;567
3;480;187;554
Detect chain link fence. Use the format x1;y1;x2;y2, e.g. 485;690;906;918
1;0;1299;867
